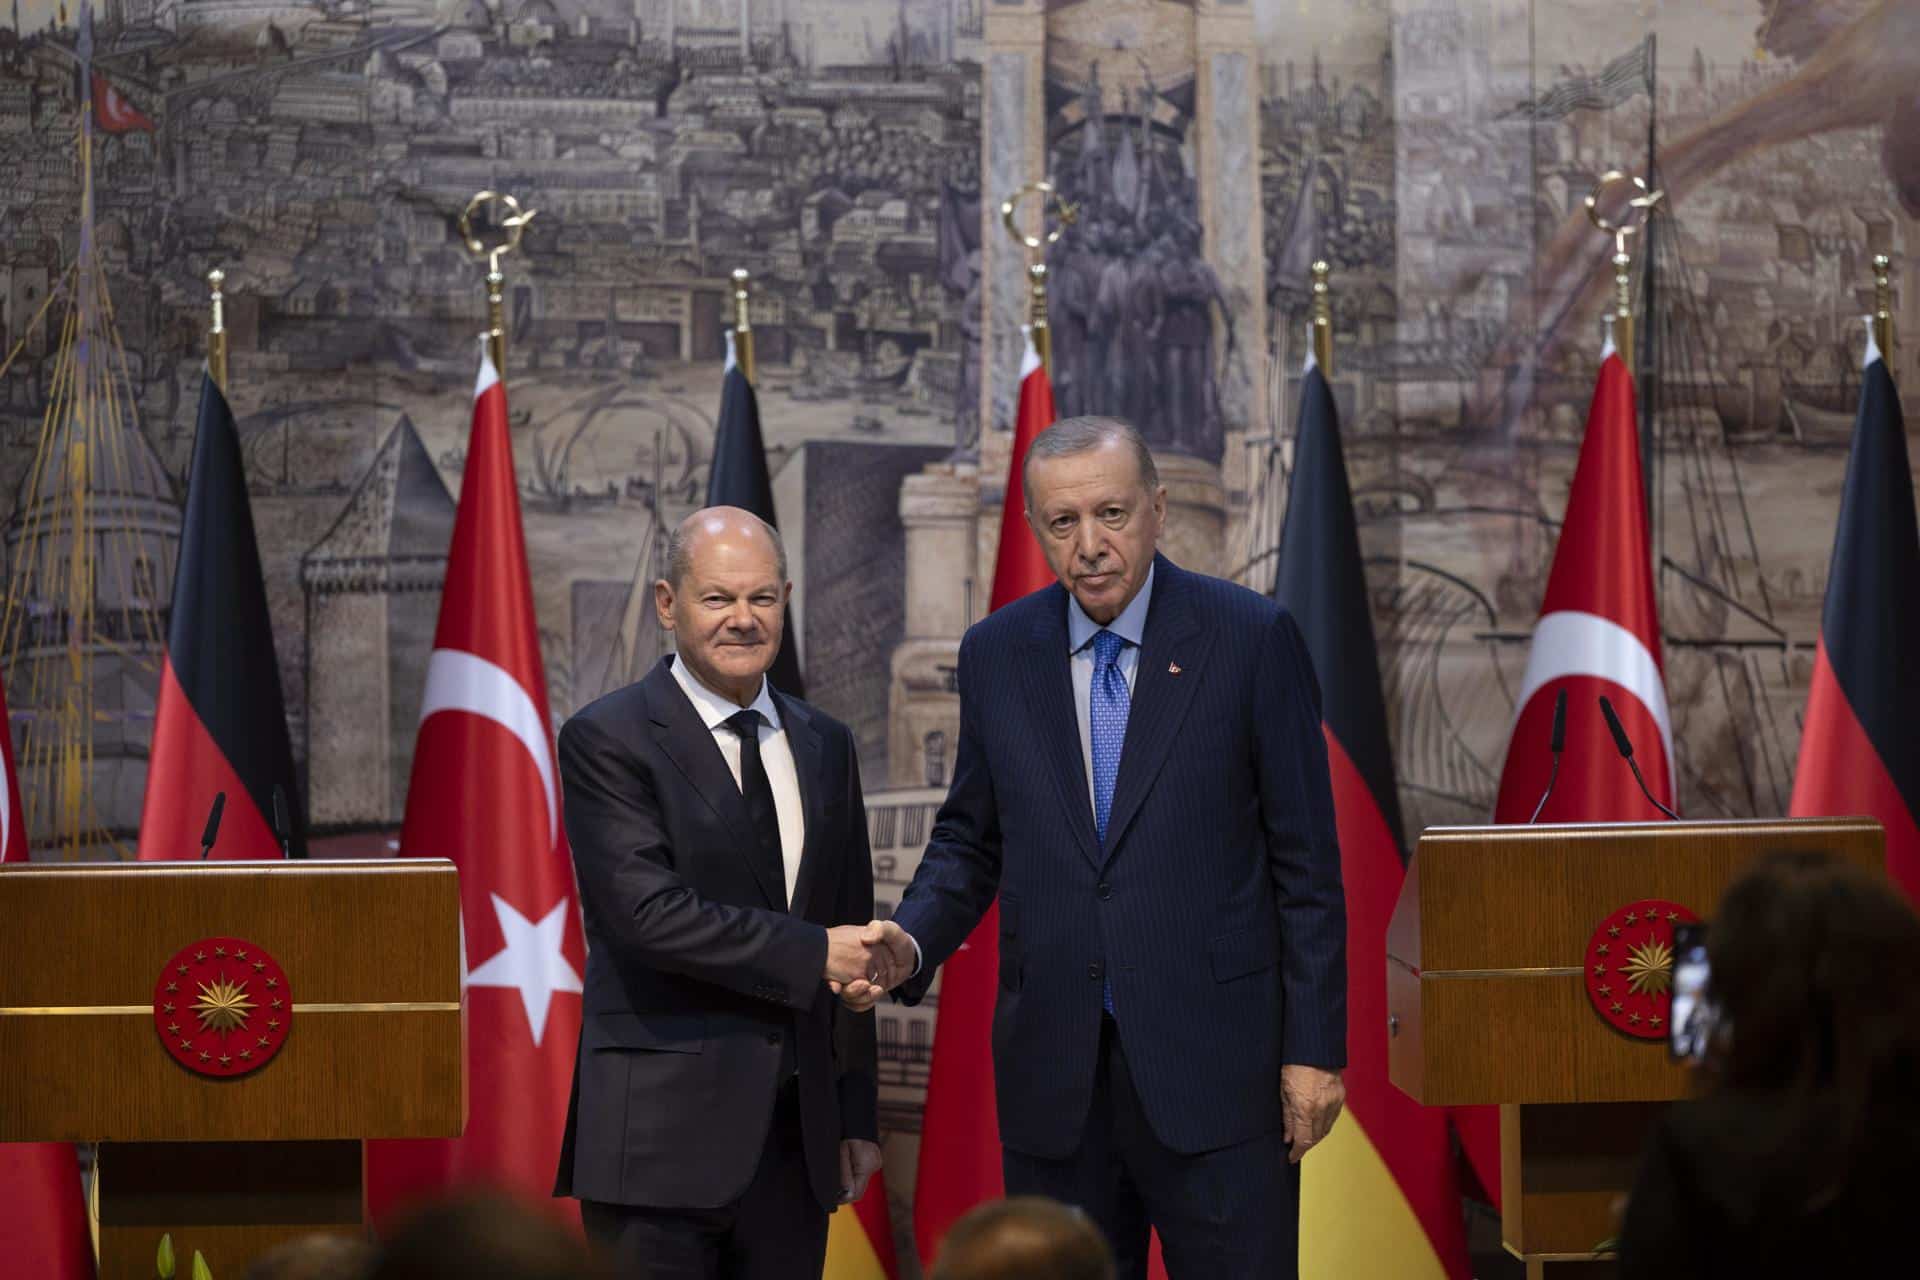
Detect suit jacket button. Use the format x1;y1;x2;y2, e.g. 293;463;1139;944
1088;962;1104;980
767;1031;783;1046
1097;882;1113;901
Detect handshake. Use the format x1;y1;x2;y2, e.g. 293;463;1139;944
822;920;916;1013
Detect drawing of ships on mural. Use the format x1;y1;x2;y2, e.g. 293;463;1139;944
0;5;180;858
1232;196;1812;836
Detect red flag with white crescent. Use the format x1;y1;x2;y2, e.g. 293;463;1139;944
0;673;95;1276
365;349;586;1225
1463;344;1674;1205
92;72;155;134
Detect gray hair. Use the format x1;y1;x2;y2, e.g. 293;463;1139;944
665;508;788;586
1021;415;1160;506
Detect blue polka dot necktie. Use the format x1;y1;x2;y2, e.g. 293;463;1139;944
1089;628;1130;1015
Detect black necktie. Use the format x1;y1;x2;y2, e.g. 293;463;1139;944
726;709;787;910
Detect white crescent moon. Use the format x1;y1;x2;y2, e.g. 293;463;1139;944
418;647;558;848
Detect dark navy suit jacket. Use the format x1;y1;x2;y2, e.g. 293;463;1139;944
892;555;1345;1159
553;657;878;1212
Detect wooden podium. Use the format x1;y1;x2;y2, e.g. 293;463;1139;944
0;859;465;1278
1387;817;1882;1276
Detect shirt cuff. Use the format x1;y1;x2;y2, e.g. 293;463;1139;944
907;931;923;979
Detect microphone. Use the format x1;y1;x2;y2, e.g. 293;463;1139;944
199;792;227;860
1527;687;1569;824
271;783;292;859
1597;695;1680;821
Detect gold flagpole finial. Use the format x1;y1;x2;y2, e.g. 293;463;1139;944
1584;169;1664;376
731;267;756;385
1872;254;1895;358
206;268;229;393
1000;180;1077;378
1310;260;1333;376
459;190;537;376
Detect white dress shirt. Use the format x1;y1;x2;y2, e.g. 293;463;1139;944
669;656;807;907
1066;564;1154;816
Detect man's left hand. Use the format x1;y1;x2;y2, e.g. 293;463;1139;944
839;1139;883;1204
1280;1064;1344;1164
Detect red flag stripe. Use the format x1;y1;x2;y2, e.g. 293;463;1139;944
1793;641;1920;901
140;658;283;859
1324;729;1472;1277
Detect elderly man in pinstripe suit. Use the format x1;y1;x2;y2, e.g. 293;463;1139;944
843;416;1348;1278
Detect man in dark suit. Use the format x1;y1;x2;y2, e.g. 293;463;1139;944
846;418;1348;1277
555;506;883;1278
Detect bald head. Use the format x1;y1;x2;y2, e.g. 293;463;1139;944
666;506;787;586
655;506;791;706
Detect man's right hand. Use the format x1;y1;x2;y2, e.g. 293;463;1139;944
834;921;918;1012
823;925;877;987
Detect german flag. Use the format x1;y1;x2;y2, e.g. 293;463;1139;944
825;1168;900;1279
138;372;301;861
1791;334;1920;899
1275;357;1470;1279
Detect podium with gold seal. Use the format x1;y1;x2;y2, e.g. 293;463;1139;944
1387;817;1883;1277
0;859;464;1276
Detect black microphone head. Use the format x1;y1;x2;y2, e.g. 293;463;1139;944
272;784;289;838
1598;695;1634;759
201;791;227;849
1550;688;1568;754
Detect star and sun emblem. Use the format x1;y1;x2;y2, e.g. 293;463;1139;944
153;938;291;1078
1584;900;1697;1040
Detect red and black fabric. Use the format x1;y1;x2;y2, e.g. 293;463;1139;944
1791;349;1920;901
138;372;301;861
706;343;805;697
1274;360;1471;1277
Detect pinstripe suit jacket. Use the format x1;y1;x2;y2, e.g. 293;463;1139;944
892;555;1346;1159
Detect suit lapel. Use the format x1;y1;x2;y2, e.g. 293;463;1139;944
1102;559;1211;862
777;691;832;922
1022;587;1101;869
644;659;786;911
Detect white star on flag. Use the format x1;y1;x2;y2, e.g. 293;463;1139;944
465;893;583;1047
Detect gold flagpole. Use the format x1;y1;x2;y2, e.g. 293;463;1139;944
999;180;1076;378
731;267;757;385
1310;260;1333;375
459;191;536;375
206;268;228;393
1583;170;1664;375
1872;254;1895;358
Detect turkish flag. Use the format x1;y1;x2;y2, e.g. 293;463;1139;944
91;72;154;134
365;349;586;1226
0;674;95;1276
912;331;1054;1265
1465;344;1673;1205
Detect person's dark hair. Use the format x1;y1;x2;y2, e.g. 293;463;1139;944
664;508;787;586
364;1191;610;1280
241;1235;373;1280
928;1195;1115;1280
1021;416;1160;506
1702;849;1920;1200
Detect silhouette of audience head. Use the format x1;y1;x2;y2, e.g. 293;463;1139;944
928;1195;1116;1280
241;1234;372;1280
363;1191;609;1280
1702;848;1920;1099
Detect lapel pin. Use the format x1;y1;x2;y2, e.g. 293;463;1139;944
1167;662;1182;676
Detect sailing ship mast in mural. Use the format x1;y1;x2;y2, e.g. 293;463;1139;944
0;2;178;857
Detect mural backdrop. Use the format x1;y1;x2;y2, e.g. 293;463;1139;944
3;0;1916;1267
